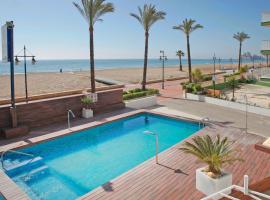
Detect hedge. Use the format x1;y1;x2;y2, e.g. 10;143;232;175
123;88;159;100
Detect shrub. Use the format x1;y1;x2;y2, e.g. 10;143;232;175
202;75;212;81
239;65;248;74
129;88;143;93
192;69;203;83
123;88;159;100
182;82;203;94
81;96;93;109
123;91;147;100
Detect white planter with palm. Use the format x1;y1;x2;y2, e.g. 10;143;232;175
180;135;242;199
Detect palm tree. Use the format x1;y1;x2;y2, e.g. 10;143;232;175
173;19;203;82
176;50;185;71
233;32;250;72
73;0;114;93
180;135;242;177
130;4;166;90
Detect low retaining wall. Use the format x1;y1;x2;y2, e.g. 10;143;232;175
125;96;157;109
0;84;124;106
0;89;124;130
185;93;270;117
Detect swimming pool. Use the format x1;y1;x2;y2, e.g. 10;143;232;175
2;113;200;200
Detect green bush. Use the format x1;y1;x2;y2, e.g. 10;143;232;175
129;88;143;93
239;65;248;74
81;96;93;109
202;75;212;81
123;88;159;100
182;82;203;94
192;69;203;83
238;78;256;84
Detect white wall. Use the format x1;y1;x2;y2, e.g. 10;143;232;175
125;96;157;109
185;93;270;117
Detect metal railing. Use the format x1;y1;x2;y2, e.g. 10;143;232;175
1;149;34;170
201;175;270;200
199;117;210;129
67;109;75;129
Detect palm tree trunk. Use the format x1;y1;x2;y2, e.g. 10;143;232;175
142;31;149;90
187;35;192;82
89;26;96;93
238;42;242;71
179;56;183;71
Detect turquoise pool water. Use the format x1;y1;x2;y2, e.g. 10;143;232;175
2;113;200;200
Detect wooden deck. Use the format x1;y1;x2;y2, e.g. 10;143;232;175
0;170;30;200
80;124;270;200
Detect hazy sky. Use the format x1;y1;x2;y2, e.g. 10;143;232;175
0;0;270;59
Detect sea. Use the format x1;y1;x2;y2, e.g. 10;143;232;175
0;58;264;75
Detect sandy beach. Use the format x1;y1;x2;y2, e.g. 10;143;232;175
0;63;260;100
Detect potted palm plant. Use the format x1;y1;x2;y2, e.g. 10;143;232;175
81;96;93;118
180;135;242;197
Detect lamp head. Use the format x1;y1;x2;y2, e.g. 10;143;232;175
32;56;36;65
15;56;20;65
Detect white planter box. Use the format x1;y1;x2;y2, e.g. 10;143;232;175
125;96;157;109
196;167;232;199
185;93;270;117
82;108;93;118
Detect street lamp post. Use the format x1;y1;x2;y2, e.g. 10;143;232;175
15;46;36;102
213;54;216;96
160;50;167;89
218;58;221;70
144;131;159;164
2;21;17;127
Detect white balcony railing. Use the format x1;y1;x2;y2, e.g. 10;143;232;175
262;12;270;24
201;175;270;200
262;40;270;51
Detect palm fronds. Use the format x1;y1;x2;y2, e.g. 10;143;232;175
233;32;250;43
73;0;114;26
130;4;166;31
173;18;203;36
180;135;243;176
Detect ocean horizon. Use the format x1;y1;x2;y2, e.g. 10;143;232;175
0;58;264;75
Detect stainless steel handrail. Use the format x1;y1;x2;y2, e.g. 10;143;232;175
199;117;210;128
68;109;76;129
1;149;34;170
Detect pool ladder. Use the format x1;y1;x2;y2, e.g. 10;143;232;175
68;109;76;129
199;117;210;128
1;149;34;170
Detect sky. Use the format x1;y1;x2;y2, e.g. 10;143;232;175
0;0;270;60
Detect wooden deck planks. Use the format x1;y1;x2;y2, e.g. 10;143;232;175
0;170;30;200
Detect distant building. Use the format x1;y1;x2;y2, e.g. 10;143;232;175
261;12;270;66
